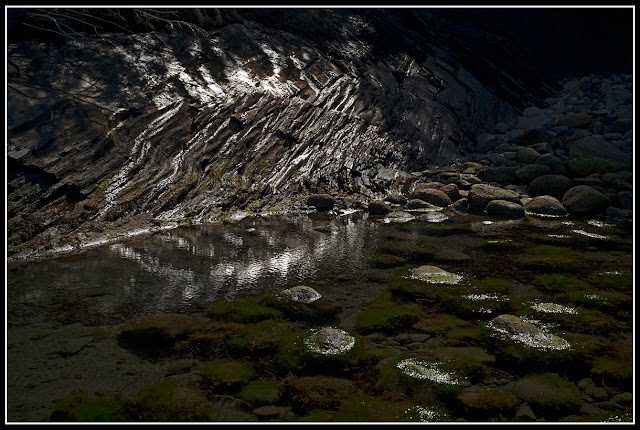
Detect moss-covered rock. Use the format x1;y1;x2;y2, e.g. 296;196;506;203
199;358;255;393
504;373;582;418
237;380;281;407
229;319;300;355
50;391;125;422
513;245;589;273
205;297;282;323
276;327;363;376
334;395;439;422
278;375;354;414
457;386;520;420
131;379;216;421
376;239;438;261
355;302;422;335
590;358;633;390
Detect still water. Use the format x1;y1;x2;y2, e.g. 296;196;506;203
6;211;634;422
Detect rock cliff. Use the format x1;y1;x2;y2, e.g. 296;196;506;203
6;8;633;256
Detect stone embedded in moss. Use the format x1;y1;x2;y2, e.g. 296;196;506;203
205;297;282;323
199;358;255;393
513;245;588;273
489;314;571;351
279;375;354;413
133;379;216;421
590;358;633;390
50;391;125;422
262;291;342;323
504;373;582;417
237;380;281;407
354;303;422;335
458;386;520;420
305;327;356;356
408;265;464;285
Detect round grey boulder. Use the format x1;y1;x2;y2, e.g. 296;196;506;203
486;199;525;219
468;184;521;213
524;195;567;217
515;164;552;185
411;187;452;208
562;185;612;216
515;147;541;164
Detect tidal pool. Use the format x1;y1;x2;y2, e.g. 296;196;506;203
6;212;634;422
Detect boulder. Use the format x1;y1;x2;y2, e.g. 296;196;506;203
556;111;592;129
562;185;612;215
367;200;391;215
410;187;452;208
407;199;438;210
534;154;568;175
567;135;632;176
523;195;567;217
527;142;554;155
527;174;573;200
307;194;335;212
518;127;555;146
477;166;519;185
515;164;551;185
385;194;407;205
468;184;521;213
514;147;541;164
485;200;525;218
440;183;460;202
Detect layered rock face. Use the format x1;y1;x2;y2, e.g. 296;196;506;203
6;8;632;254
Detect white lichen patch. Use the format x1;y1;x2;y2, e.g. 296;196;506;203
571;229;608;239
305;327;355;356
396;358;463;385
383;211;416;223
463;293;509;302
404;406;444;422
408;265;464;285
587;219;614;228
547;234;571;239
530;302;578;315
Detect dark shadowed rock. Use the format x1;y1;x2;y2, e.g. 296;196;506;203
449;198;468;214
477;167;519;185
527;174;573;200
515;164;552;185
407;199;438;210
534;154;568;175
367;200;391;215
562;185;612;215
518;127;554;146
468;184;521;213
524;195;567;217
486;199;525;218
385;194;407;205
556;111;592;129
308;194;336;212
515;147;541;164
567;135;632;176
611;191;633;210
440;183;460;202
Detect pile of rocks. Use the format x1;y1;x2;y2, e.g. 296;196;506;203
305;73;632;226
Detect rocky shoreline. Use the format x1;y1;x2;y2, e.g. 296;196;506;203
8;72;633;263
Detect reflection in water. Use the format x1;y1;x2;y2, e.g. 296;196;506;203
7;213;380;324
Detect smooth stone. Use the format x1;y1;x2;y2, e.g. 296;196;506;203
367;200;391;215
527;174;573;200
307;194;336;212
562;185;612;215
279;286;322;304
485;199;525;219
523;195;567;217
